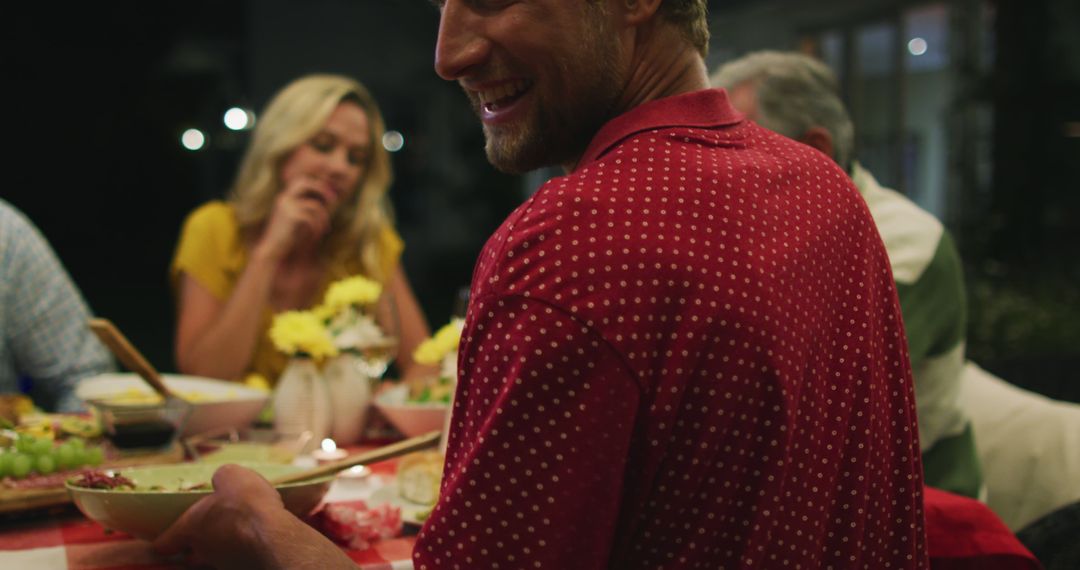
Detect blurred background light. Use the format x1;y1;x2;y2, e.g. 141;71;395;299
908;37;928;56
181;128;206;151
223;107;256;131
382;130;405;152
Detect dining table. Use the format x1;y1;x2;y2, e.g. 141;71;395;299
0;445;1043;570
0;446;419;570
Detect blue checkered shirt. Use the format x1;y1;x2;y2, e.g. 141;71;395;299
0;199;113;411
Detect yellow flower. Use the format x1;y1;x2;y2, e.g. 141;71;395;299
322;275;383;314
412;340;444;366
413;318;464;365
269;311;339;360
244;373;271;393
311;303;336;321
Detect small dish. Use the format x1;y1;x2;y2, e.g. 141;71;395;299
372;384;449;438
89;396;189;451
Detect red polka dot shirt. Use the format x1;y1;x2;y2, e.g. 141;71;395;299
414;89;928;569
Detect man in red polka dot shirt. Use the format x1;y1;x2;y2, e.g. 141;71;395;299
415;0;927;568
155;1;928;568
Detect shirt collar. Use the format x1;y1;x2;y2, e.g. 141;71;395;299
575;88;745;170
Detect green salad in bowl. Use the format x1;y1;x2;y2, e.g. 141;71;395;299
65;462;333;541
374;383;451;438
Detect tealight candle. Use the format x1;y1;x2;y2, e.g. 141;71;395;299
339;465;371;480
311;438;347;463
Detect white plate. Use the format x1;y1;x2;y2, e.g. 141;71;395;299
369;483;433;526
76;373;269;437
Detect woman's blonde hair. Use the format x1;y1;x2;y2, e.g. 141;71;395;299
230;74;395;281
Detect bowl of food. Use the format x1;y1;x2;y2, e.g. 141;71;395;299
77;374;269;438
65;462;333;541
372;381;451;438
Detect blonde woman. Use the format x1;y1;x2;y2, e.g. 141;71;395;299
171;74;433;385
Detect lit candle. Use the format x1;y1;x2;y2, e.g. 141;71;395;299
311;438;347;463
339;465;371;479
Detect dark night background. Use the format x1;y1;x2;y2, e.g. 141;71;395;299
2;1;1077;402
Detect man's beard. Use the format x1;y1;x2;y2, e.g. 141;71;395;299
475;30;623;173
480;85;615;174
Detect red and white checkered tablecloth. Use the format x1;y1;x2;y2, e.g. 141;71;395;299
0;514;416;570
0;459;1039;570
0;487;1043;570
0;454;416;570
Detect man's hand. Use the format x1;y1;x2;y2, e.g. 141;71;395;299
153;464;283;567
154;464;356;569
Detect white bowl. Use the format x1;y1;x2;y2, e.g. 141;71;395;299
373;385;449;438
77;373;269;437
66;462;332;541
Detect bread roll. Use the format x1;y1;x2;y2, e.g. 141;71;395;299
397;450;443;505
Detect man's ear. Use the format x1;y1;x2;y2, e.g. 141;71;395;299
622;0;663;25
798;126;835;161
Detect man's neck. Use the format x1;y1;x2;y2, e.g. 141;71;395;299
562;26;709;174
613;25;710;118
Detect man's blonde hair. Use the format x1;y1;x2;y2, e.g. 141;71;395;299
230;74;395;281
660;0;710;57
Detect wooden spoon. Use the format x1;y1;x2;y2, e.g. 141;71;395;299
269;429;441;485
88;318;177;400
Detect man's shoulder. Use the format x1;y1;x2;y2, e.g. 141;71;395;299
506;118;870;258
0;199;38;240
854;165;942;233
480;124;872;300
852;165;945;283
578;119;851;191
0;199;54;269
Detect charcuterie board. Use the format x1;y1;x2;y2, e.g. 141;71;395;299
0;443;185;514
0;404;187;516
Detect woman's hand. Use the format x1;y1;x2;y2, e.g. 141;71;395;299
255;176;334;261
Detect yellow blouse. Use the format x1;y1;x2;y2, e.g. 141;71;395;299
170;201;403;384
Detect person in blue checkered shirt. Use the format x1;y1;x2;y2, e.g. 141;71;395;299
0;198;113;412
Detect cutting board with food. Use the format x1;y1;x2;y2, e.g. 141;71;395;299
0;396;184;514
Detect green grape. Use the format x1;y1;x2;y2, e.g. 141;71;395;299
0;453;12;477
36;454;56;475
15;436;34;454
31;438;53;457
55;444;76;471
68;437;86;451
73;447;90;468
10;454;32;479
84;446;104;467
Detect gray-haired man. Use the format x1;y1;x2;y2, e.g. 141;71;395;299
712;50;982;498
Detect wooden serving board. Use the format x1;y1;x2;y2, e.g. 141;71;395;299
0;444;185;514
